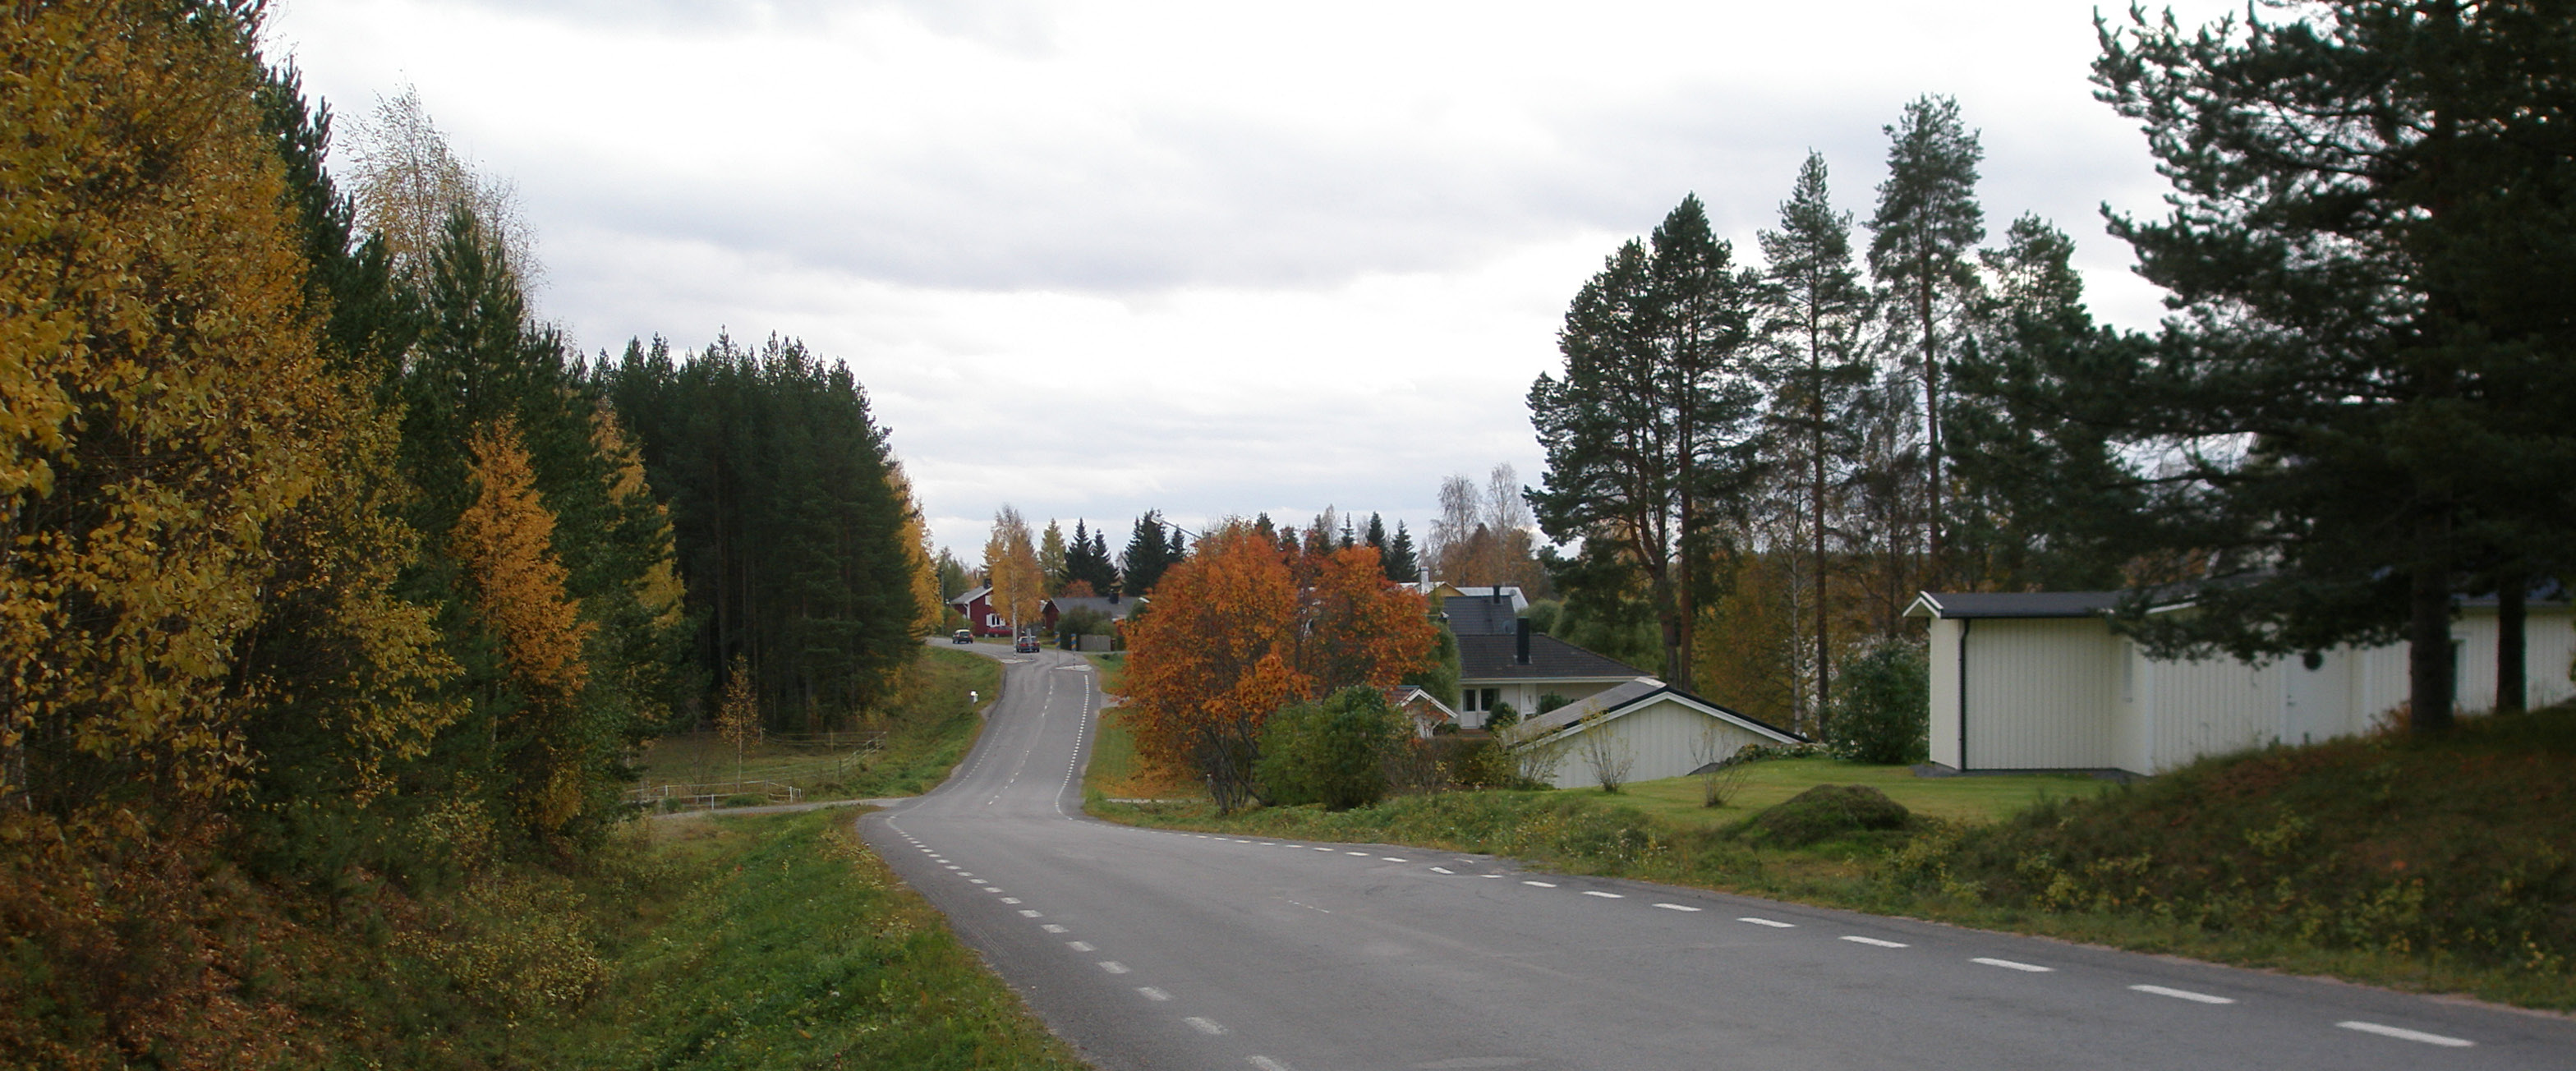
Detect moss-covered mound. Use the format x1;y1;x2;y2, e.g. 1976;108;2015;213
1744;784;1912;846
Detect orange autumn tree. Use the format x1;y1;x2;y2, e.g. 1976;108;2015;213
1120;526;1436;810
451;419;596;842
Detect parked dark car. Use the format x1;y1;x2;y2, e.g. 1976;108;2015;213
951;628;973;644
1014;634;1041;653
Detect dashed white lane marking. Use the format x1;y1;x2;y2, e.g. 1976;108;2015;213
1581;890;1623;899
1066;941;1096;952
2130;984;2233;1004
1137;987;1171;1001
1346;851;1369;857
1001;897;1021;904
966;878;987;884
942;865;960;870
1097;961;1130;974
1184;1016;1229;1036
1019;910;1043;918
1841;935;1908;949
1430;866;1456;875
1971;957;2053;972
1041;924;1067;933
2337;1021;2472;1047
1738;917;1796;928
1654;903;1701;912
1246;1057;1295;1071
1522;880;1557;888
1382;857;1408;862
982;887;1005;894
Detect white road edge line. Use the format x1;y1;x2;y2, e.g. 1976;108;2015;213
1738;917;1796;927
1971;957;2053;972
1184;1016;1229;1036
1653;903;1701;912
2337;1021;2473;1047
2129;984;2233;1004
1841;935;1908;949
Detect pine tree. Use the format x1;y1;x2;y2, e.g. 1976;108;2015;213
1123;512;1175;595
2086;2;2576;732
1866;95;1985;578
1757;151;1872;729
1530;195;1766;692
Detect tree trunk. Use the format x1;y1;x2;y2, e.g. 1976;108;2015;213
1919;268;1943;580
2497;572;2526;714
2407;526;2454;734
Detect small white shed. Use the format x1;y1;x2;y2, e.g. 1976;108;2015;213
1907;591;2575;775
1509;678;1804;789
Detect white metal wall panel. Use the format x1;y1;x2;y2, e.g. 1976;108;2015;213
2146;654;2281;771
1929;618;1962;768
1963;619;2121;770
1543;701;1774;789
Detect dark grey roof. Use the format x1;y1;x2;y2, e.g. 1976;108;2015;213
1442;598;1522;637
1046;595;1139;620
1516;678;1804;744
1458;632;1645;681
1907;591;2123;619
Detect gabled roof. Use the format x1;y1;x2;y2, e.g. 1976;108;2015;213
1904;591;2122;620
1045;595;1141;620
1515;678;1804;746
1442;597;1522;637
1458;632;1645;681
949;586;993;608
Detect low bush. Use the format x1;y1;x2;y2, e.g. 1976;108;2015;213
1255;687;1402;810
1823;642;1928;765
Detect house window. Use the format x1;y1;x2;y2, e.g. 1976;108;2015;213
1462;688;1500;714
986;614;1001;628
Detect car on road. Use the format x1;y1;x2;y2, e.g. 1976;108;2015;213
1014;634;1041;653
951;628;974;644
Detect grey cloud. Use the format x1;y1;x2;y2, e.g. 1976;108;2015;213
435;0;1056;50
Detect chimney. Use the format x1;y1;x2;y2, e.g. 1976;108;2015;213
1516;618;1532;665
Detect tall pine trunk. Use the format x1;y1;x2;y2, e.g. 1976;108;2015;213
2408;514;2455;734
2497;572;2526;714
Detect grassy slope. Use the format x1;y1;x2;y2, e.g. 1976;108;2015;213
641;646;1000;803
1083;704;2576;1009
535;810;1086;1069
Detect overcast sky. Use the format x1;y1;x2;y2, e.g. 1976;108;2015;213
263;0;2239;559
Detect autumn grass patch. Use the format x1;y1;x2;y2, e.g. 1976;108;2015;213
1088;710;2576;1011
640;647;999;804
536;810;1086;1070
1616;757;2112;826
1083;703;1203;803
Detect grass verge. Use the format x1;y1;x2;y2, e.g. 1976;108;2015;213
642;646;1000;804
1085;706;2576;1011
532;809;1086;1069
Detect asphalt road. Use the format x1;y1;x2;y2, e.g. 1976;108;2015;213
859;643;2574;1070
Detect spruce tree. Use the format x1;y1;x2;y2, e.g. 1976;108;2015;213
1865;95;1985;577
1122;511;1175;595
1383;522;1420;583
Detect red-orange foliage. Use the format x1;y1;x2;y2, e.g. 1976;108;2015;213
1118;527;1434;809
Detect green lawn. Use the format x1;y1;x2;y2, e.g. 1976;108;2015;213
1611;757;2114;825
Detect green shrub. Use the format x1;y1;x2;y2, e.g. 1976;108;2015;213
1824;641;1929;765
1442;737;1516;788
1744;784;1911;847
1484;701;1520;731
1255;687;1402;810
1535;693;1571;715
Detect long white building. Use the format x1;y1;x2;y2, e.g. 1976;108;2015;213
1906;591;2574;775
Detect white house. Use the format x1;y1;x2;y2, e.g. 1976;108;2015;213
1907;590;2576;775
1509;678;1805;789
1447;594;1646;726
